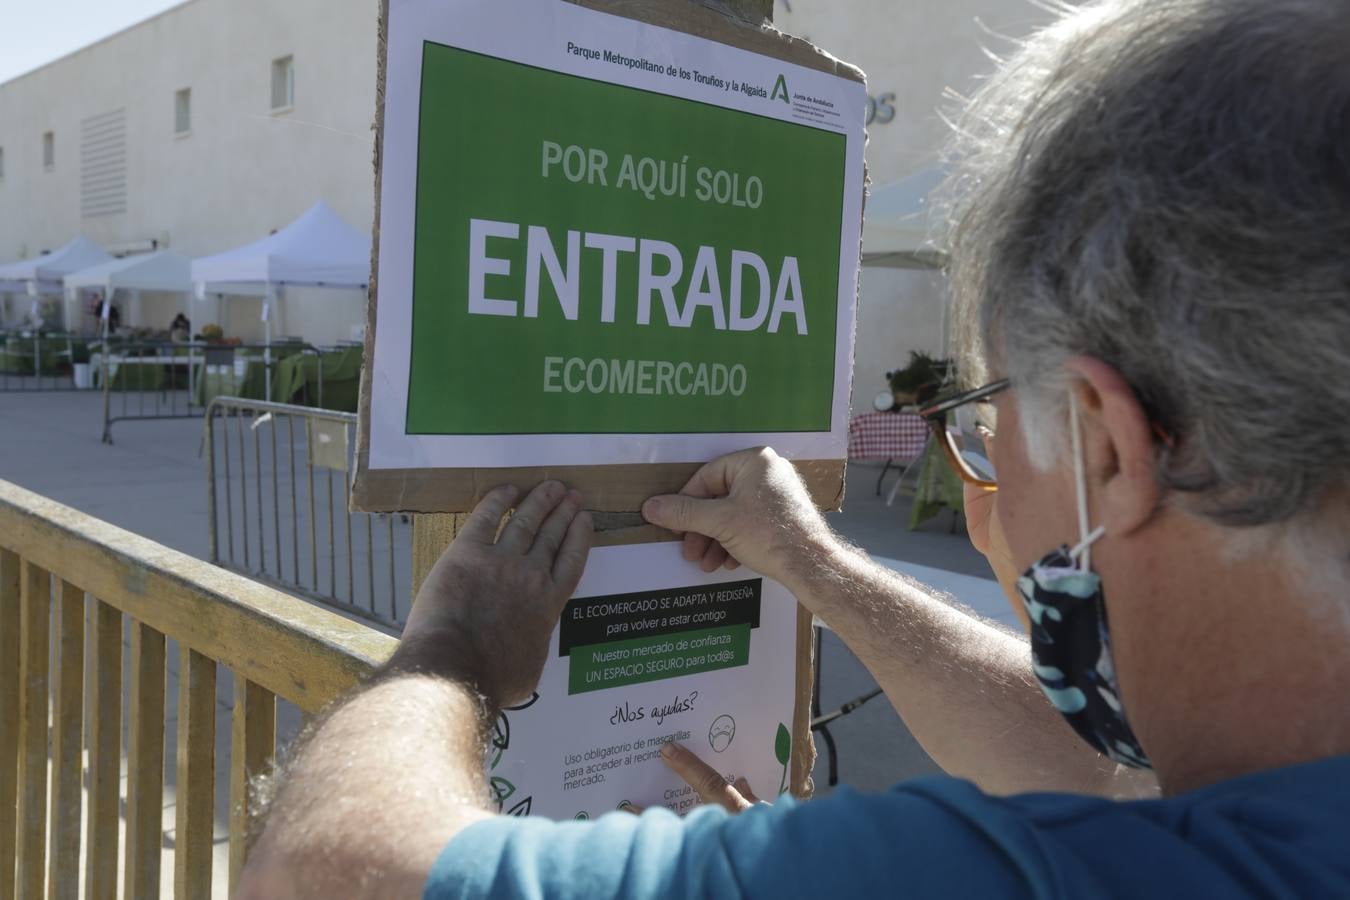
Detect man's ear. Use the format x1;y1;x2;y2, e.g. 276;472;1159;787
1065;356;1160;537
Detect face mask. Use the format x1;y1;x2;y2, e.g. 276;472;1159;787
1014;393;1152;770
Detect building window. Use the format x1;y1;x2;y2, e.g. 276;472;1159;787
175;88;192;135
271;55;294;111
43;132;54;169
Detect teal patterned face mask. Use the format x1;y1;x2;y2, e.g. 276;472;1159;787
1014;392;1152;770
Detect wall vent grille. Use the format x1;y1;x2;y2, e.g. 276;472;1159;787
80;108;127;217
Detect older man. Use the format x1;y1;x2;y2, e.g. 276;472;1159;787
240;0;1350;896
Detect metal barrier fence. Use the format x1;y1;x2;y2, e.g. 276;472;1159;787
100;339;328;444
0;331;81;391
204;396;411;629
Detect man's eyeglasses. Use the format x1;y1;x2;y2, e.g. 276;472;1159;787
917;378;1011;492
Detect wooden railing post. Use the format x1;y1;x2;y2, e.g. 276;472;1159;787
124;621;168;900
16;561;50;899
229;679;277;894
47;579;85;900
85;599;122;900
175;648;218;899
0;548;19;900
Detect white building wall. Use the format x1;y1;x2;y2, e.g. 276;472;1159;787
774;0;1055;411
0;0;377;339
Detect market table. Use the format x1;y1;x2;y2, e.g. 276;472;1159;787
846;410;928;495
193;358;268;406
272;345;363;411
91;347;196;392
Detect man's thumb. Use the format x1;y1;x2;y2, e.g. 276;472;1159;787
642;494;715;535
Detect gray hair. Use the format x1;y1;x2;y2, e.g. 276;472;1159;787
941;0;1350;528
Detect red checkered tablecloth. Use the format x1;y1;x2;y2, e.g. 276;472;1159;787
847;411;928;460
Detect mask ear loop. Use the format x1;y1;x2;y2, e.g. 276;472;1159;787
1068;390;1101;572
1069;525;1107;563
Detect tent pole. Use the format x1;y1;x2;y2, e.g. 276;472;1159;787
100;301;113;443
264;284;274;401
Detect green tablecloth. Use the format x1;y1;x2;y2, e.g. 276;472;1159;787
193;361;268;407
272;346;363;411
107;361;166;392
1;335;72;375
909;438;966;529
93;349;195;392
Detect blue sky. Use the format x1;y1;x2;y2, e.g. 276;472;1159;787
1;0;186;84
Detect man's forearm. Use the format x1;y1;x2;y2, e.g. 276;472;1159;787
238;670;495;900
783;539;1156;798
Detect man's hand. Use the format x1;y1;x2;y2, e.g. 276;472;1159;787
640;447;838;589
623;743;765;816
397;481;593;707
659;742;765;813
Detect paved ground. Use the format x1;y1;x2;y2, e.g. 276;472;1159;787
1;388;1009;892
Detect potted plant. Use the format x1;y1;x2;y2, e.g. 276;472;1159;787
887;352;951;408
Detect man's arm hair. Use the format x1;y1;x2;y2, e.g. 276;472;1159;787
236;641;499;900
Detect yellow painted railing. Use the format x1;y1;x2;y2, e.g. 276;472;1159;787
0;478;398;898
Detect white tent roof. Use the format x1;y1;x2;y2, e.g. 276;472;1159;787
861;167;948;270
65;249;194;293
0;236;113;293
190;201;371;289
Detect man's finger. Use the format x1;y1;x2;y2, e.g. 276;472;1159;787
660;742;752;813
530;489;582;561
459;484;520;545
499;481;566;552
682;532;711;564
550;509;593;599
642;493;723;538
700;542;728;573
725;554;741;571
732;777;761;804
676;448;764;500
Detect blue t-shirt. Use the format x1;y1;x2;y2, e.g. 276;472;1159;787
425;756;1350;898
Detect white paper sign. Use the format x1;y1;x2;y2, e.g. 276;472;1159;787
487;543;798;820
367;0;865;471
261;301;270;323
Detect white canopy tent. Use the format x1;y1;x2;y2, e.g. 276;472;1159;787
63;250;194;333
861;167;948;270
0;237;113;327
190;201;370;396
851;168;954;410
190;200;370;290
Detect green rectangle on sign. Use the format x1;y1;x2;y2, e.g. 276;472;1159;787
568;624;751;695
407;43;847;435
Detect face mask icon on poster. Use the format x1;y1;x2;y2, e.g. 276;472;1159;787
709;715;736;752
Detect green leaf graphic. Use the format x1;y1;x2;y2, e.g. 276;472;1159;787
774;723;791;766
489;776;516;805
